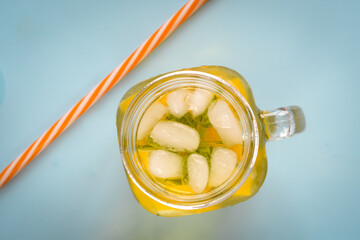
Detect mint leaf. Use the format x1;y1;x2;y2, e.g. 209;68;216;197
166;113;197;128
195;109;212;140
166;114;178;121
195;109;211;127
195;142;213;161
179;113;197;128
199;128;206;140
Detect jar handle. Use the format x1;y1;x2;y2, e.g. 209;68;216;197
260;106;306;141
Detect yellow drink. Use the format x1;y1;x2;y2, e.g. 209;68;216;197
117;66;304;217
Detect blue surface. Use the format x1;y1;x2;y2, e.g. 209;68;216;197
1;0;359;239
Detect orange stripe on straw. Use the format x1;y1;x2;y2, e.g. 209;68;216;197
0;0;208;189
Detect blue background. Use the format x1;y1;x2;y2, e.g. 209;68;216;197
1;0;359;239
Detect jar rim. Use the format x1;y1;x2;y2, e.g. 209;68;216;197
120;70;259;210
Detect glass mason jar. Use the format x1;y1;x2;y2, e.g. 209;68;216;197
116;66;305;217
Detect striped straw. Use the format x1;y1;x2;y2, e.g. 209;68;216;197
0;0;208;189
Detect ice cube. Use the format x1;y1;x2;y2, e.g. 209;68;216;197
187;154;209;193
207;99;243;147
209;147;237;187
187;89;213;117
148;150;183;179
150;121;200;152
166;89;190;118
137;102;168;140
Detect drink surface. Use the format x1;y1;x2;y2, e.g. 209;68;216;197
136;88;245;196
117;66;268;217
